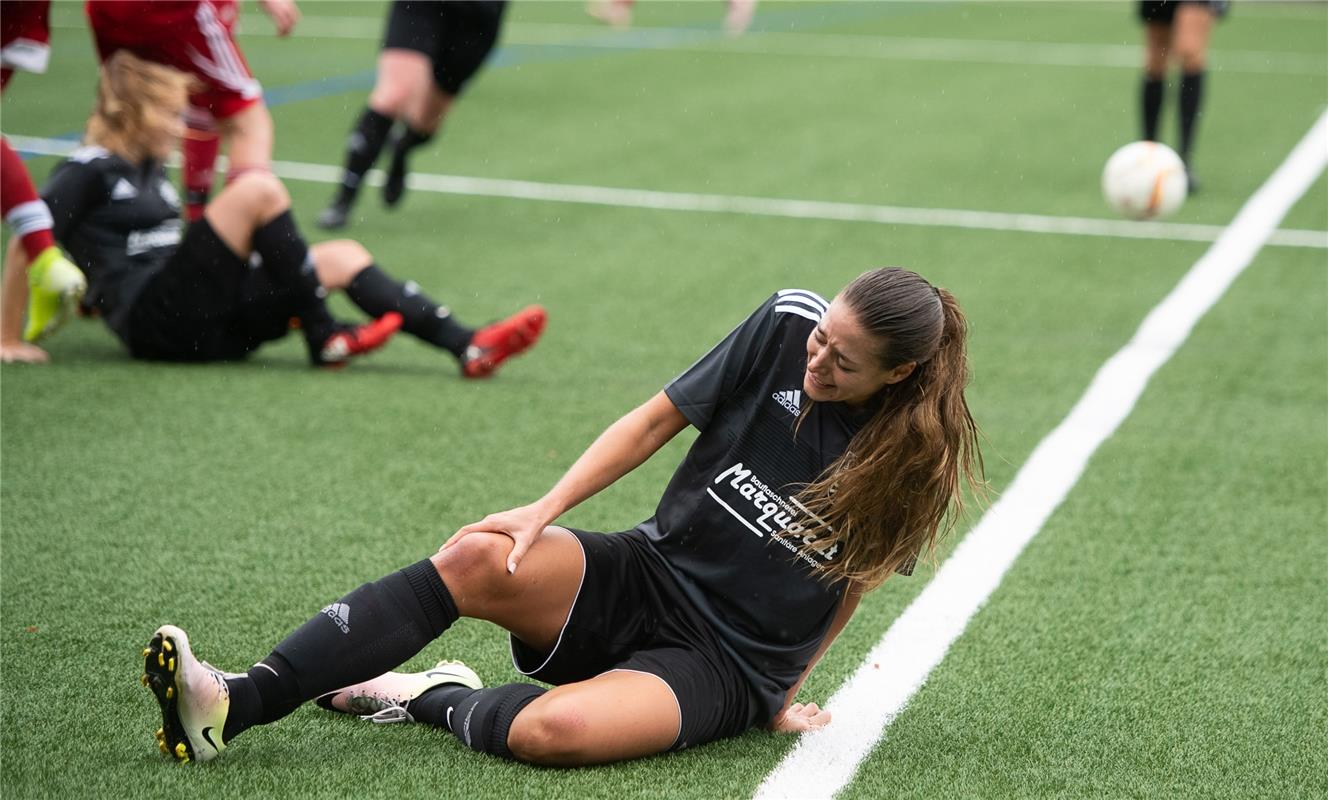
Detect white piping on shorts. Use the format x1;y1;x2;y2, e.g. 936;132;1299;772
605;668;685;751
509;526;587;677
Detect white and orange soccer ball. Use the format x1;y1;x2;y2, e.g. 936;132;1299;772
1101;141;1188;220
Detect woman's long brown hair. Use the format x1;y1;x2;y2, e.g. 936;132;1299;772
793;268;985;590
86;51;192;164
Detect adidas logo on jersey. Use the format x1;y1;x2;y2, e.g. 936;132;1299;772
111;178;138;201
772;389;802;416
321;602;351;634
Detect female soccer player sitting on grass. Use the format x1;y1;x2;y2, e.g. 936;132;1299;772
0;51;545;375
142;267;984;765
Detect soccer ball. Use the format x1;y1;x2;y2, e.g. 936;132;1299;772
1101;141;1188;220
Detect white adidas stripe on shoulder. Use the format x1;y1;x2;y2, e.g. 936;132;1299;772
69;145;110;164
775;304;823;323
777;288;829;311
775;289;828;322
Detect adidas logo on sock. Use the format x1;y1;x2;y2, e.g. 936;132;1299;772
321;602;351;634
772;389;802;416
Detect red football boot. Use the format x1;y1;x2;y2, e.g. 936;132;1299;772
461;305;547;379
316;312;403;367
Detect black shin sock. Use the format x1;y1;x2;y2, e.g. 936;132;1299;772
1141;75;1164;142
250;211;337;348
411;682;546;759
389;127;433;172
1178;70;1205;163
221;560;459;742
345;265;473;356
335;108;395;205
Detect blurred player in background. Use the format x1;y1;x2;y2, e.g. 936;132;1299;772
0;52;545;376
587;0;757;37
140;268;985;766
1139;0;1227;192
317;0;507;230
1;0;87;360
85;0;300;222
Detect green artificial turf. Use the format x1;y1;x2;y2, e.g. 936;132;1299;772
2;2;1324;798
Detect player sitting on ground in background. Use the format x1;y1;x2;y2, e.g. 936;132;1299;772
141;267;984;765
0;52;545;375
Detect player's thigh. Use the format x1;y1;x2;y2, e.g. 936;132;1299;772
431;526;583;653
1171;3;1213;67
216;103;273;168
507;670;680;766
370;49;434;114
203;172;290;254
1143;22;1171;75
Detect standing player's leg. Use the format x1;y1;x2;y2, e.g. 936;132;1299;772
308;240;546;378
201;173;400;365
1140;21;1170;143
318;48;433;229
381;0;506;210
144;529;586;762
380;85;451;208
0;139;85;342
181;107;221;222
1171;1;1216;191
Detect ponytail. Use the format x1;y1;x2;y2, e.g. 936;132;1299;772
792;270;984;590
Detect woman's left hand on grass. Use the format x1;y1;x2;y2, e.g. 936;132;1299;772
769;702;831;733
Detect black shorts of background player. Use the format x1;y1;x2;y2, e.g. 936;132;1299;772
140;268;987;767
1138;0;1229;193
0;52;544;376
317;1;507;230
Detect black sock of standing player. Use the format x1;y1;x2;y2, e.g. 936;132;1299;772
409;682;547;759
222;559;459;742
1141;75;1164;142
249;211;337;349
333;108;395;207
1177;70;1204;164
384;126;434;207
345;265;473;357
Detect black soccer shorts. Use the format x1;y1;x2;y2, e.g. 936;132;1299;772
509;527;768;751
125;218;294;362
382;0;506;96
1139;0;1231;25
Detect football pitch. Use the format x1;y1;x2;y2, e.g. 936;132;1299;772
2;2;1325;798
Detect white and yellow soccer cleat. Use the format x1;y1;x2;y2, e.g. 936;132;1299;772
314;660;482;723
142;625;230;763
23;247;86;343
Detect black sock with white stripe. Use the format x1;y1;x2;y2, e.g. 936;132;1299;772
345;264;473;357
221;560;459;742
410;682;546;759
249;211;337;349
334;108;395;206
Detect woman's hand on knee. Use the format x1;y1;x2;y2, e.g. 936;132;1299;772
443;503;554;575
768;702;831;734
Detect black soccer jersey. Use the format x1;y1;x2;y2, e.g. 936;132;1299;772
41;146;183;339
643;289;885;720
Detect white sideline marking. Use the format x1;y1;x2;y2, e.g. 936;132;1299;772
753;110;1328;800
9;134;1326;250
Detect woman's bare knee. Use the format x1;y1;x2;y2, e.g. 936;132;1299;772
430;533;511;610
309;240;372;289
229;171;289;218
506;701;590;765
